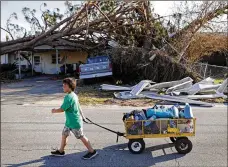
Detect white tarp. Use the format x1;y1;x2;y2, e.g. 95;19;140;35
101;77;226;106
199;77;215;84
101;80;155;91
176;84;221;95
144;92;213;107
130;80;152;96
114;91;213;107
148;77;193;90
114;91;145;99
179;93;227;100
174;77;224;95
166;80;193;94
217;78;228;93
100;84;133;91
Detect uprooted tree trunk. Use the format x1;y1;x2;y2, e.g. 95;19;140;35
107;47;200;83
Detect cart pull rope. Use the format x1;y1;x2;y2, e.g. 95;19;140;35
85;117;125;143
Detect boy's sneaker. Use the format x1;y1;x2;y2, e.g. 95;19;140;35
51;150;65;156
82;150;98;160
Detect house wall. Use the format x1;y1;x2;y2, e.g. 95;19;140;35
1;54;8;64
7;53;30;68
1;53;30;68
18;56;31;68
34;50;88;74
8;54;14;64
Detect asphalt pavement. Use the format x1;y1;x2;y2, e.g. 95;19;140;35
1;104;227;167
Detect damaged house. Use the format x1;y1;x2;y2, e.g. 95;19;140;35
1;39;89;75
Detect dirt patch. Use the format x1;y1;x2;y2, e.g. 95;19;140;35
104;99;159;107
78;84;160;106
201;98;226;103
77;84;113;105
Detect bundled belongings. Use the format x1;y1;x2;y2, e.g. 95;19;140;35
123;103;194;135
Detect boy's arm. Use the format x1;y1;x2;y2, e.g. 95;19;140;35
52;108;64;113
78;103;89;123
79;104;86;120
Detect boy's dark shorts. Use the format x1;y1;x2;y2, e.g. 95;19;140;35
62;126;84;139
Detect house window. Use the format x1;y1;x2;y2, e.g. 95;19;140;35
21;65;26;69
51;54;61;64
34;56;40;65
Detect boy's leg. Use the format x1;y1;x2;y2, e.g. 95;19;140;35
59;135;68;153
51;126;70;156
72;128;98;159
51;134;68;156
80;136;98;159
72;128;94;152
59;126;70;152
71;128;97;153
80;136;94;153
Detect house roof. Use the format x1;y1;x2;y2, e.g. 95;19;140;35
33;39;89;52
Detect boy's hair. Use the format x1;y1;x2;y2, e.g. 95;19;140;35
63;78;76;91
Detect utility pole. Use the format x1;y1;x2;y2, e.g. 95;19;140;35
56;49;59;74
31;52;34;76
18;51;21;79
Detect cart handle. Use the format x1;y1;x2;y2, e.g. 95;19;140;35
85;117;125;143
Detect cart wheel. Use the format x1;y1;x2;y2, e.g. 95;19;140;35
175;138;193;154
128;139;145;154
170;137;188;143
170;137;177;143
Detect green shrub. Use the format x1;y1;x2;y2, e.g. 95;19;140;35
0;63;17;72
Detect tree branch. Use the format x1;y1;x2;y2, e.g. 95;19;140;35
0;27;14;40
84;4;89;44
1;35;35;47
93;4;113;26
33;16;44;32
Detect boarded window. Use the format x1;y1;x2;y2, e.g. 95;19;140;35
51;54;61;64
34;56;40;65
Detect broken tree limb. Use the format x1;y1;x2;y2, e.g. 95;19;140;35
0;27;14;40
93;4;114;26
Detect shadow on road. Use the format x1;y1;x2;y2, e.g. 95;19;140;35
4;143;185;167
2;76;63;96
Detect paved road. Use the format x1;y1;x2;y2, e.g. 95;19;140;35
1;104;227;167
1;76;64;106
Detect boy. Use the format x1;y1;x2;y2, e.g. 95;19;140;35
51;78;98;160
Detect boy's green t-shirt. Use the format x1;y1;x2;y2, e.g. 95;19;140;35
61;92;82;129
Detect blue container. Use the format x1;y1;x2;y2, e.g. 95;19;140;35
184;103;194;118
146;108;174;118
179;111;185;118
170;106;179;118
144;115;156;126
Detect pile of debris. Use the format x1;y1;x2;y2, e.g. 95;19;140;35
100;77;227;107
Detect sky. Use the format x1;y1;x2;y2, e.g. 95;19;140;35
0;1;175;41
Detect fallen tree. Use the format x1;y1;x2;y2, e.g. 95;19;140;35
1;1;159;54
104;47;200;83
0;1;227;82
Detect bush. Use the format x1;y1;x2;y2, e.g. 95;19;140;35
109;47;199;83
0;63;17;72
